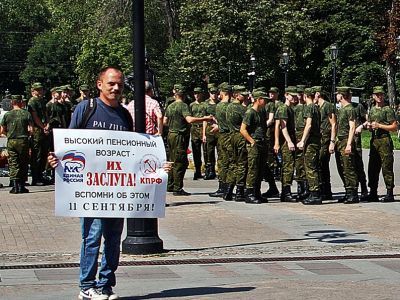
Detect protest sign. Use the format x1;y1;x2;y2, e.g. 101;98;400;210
53;129;167;218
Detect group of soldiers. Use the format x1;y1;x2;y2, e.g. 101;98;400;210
0;83;90;193
165;82;397;204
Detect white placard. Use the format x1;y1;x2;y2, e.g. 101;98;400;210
53;129;167;218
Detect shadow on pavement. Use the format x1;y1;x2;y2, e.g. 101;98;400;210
120;286;255;299
167;229;368;252
167;200;221;207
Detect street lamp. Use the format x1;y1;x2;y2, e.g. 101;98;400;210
280;50;290;88
330;43;339;102
396;35;400;59
228;61;232;85
248;54;256;92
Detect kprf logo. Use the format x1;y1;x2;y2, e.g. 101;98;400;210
62;151;86;173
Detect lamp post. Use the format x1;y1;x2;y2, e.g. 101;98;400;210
228;61;231;85
396;35;400;59
248;54;256;92
122;0;163;255
281;51;290;88
330;43;339;102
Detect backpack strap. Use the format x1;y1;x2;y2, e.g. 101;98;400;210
121;106;134;132
78;98;96;129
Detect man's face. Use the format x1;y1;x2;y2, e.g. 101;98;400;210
53;92;60;100
194;93;202;102
258;98;266;107
373;93;384;103
97;68;124;103
269;92;278;100
210;92;218;100
81;90;89;98
32;88;43;98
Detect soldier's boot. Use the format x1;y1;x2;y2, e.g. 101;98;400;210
297;181;305;200
302;191;322;205
245;188;261;204
255;182;267;203
9;180;19;194
193;166;203;180
0;183;3;188
359;181;369;202
209;181;225;197
17;180;29;193
367;189;379;202
234;185;246;202
262;178;279;198
223;184;235;201
338;189;349;203
204;164;210;179
280;185;297;202
344;189;359;204
321;183;334;200
204;164;216;180
380;188;394;203
298;181;310;201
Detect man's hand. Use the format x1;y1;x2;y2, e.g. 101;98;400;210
210;124;219;133
371;121;380;130
297;141;304;150
355;125;363;135
345;144;352;155
202;135;207;143
329;141;335;154
288;142;295;151
47;152;59;168
273;143;280;154
162;161;173;173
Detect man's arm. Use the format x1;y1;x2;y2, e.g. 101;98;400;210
328;112;337;153
240;123;255;146
281;119;295;151
345;120;356;155
297;117;312;150
273;119;280;153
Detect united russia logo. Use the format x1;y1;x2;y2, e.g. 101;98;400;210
61;151;86;184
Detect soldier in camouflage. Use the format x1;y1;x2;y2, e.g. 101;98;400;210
225;85;249;201
335;87;359;204
0;95;33;193
297;88;322;204
274;86;298;202
294;85;308;200
189;87;205;180
366;86;397;202
313;86;336;200
202;84;219;180
28;82;49;186
240;90;269;204
209;83;233;199
164;84;212;196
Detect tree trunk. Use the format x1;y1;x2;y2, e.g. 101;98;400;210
163;0;179;42
386;60;397;107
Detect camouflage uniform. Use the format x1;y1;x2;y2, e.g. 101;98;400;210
1;107;32;193
189;100;204;178
242;107;267;197
275;104;296;189
352;102;368;196
226;100;247;199
293;102;307;198
368;105;396;196
319;100;335;198
302;103;321;193
165;101;191;193
336;104;358;195
28;95;48;185
215;100;231;183
203;99;219;178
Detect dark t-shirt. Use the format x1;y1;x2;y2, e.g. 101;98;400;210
69;97;131;131
242;107;267;140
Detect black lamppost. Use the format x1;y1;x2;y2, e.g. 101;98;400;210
281;50;290;88
122;0;163;255
330;43;339;102
248;54;256;92
228;61;232;85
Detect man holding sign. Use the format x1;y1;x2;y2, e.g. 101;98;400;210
49;66;134;300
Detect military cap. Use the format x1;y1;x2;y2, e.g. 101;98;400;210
50;87;63;93
207;83;217;89
311;86;322;93
253;87;267;93
296;85;306;93
11;95;22;101
173;83;185;93
285;86;298;96
268;87;279;93
209;85;218;93
64;84;73;91
31;82;43;90
372;86;385;94
80;84;89;91
193;87;203;93
218;82;231;92
252;90;270;99
233;85;249;96
304;88;314;96
336;86;352;94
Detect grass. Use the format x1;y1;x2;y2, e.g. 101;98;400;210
361;131;400;150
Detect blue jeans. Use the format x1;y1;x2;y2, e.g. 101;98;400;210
79;217;124;290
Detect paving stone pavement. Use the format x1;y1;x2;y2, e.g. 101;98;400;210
0;150;400;299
